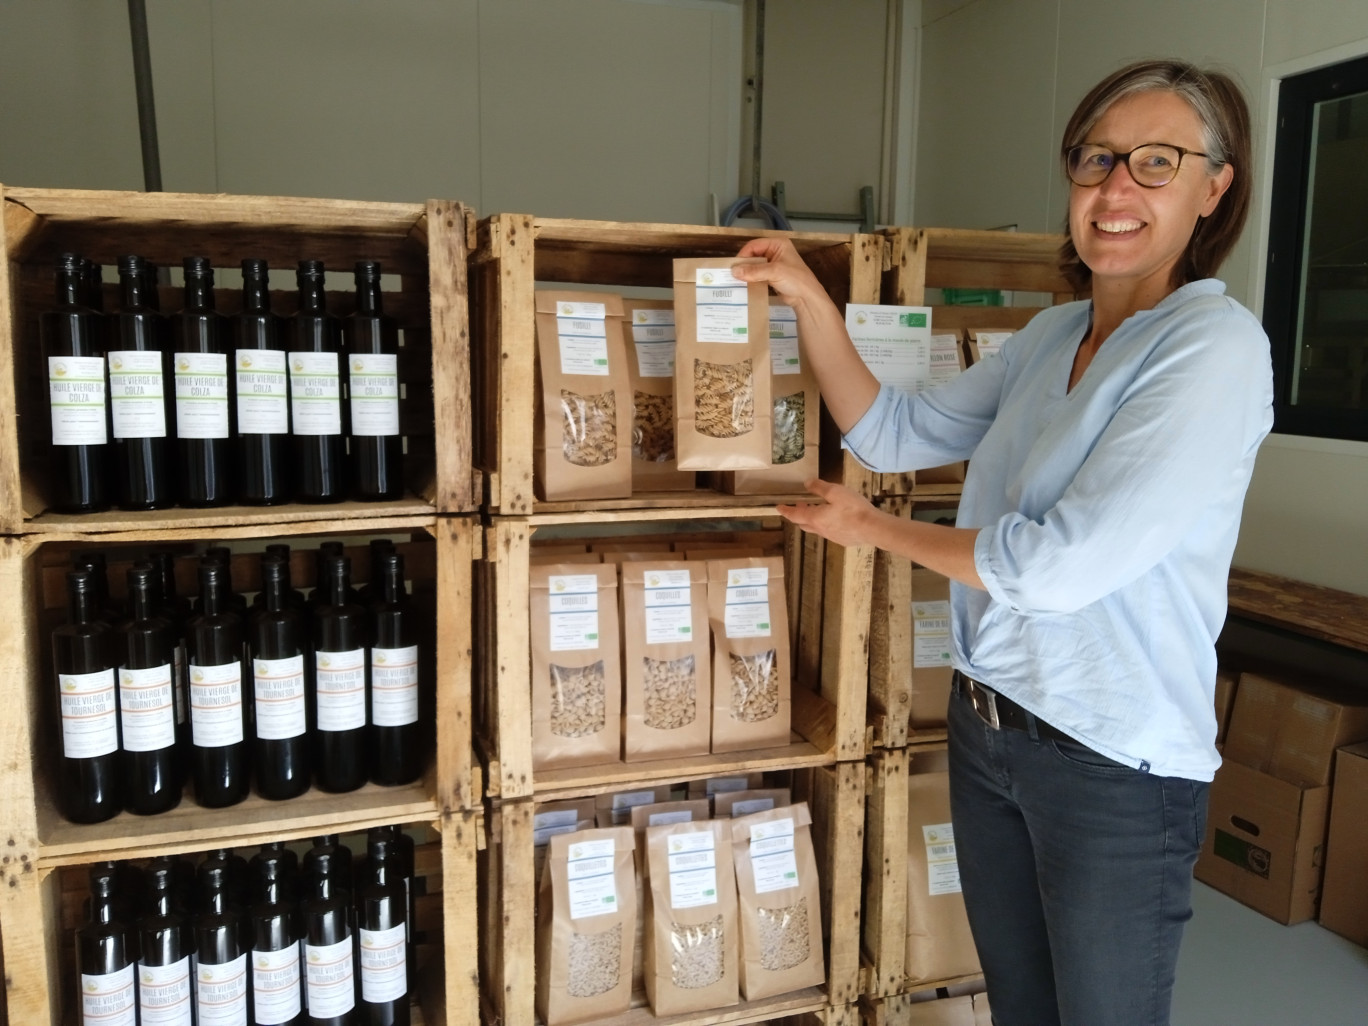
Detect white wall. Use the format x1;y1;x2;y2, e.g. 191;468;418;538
0;0;744;225
914;0;1368;596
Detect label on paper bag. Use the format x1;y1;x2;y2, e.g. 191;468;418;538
749;817;799;893
189;661;245;748
174;352;230;438
556;302;610;376
49;355;108;445
548;575;600;652
770;305;801;375
923;823;962;895
667;830;719;908
566;838;619;920
643;569;694;644
975;332;1012;360
913;599;952;668
724;567;771;638
289;351;342;435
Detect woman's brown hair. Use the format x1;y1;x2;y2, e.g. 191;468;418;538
1058;59;1253;292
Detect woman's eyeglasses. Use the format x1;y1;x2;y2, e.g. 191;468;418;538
1065;143;1222;188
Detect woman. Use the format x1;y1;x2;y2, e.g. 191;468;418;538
733;59;1272;1026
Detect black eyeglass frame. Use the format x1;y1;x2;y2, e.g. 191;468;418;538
1065;143;1223;188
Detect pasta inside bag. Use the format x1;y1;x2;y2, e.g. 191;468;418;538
706;556;792;753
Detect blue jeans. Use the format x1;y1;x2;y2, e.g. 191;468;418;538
947;679;1208;1026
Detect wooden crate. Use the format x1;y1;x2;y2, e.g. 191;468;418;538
859;990;988;1026
468;215;885;515
40;809;482;1026
480;761;865;1026
0;186;478;533
871;227;1082;499
476;511;872;801
860;747;983;1002
0;514;479;1024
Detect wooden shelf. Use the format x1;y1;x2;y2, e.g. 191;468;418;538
23;497;437;537
1227;566;1368;654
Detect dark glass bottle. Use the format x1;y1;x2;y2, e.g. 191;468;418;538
42;252;111;513
195;862;252;1025
172;256;234;507
151;550;192;750
235;258;292;505
250;845;305;1026
369;553;424;787
72;550;123;625
303;835;354;898
53;569;122;823
187;560;251;808
254;545;308;613
345;261;403;502
249;557;311;800
302;848;356;1025
117;564;184;815
355;538;395;608
141;260;163;312
357;833;410;1025
76;864;138;1025
204;546;251;616
137;858;195;1026
313;555;368;793
107;254;174;510
288;261;346;503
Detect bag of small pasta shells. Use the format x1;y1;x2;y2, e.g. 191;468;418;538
535;826;637;1025
672;257;771;471
620;560;712;762
730;802;825;1000
644;819;740;1015
530;563;622;770
535;291;633;500
623;298;695;492
706;556;791;753
719;303;821;494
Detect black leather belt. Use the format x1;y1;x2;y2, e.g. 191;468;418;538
954;670;1074;745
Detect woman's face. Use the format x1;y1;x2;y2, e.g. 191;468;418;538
1068;89;1234;297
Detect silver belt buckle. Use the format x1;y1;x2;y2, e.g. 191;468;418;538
968;678;1001;730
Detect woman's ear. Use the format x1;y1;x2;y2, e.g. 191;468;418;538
1200;162;1235;217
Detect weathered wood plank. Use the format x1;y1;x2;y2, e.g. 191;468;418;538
1227;566;1368;654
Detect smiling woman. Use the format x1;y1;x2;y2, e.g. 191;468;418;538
731;58;1274;1026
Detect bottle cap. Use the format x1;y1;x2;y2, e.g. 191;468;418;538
297;260;325;284
56;252;83;274
118;254;145;276
354;260;382;282
183;256;214;280
241;258;268;278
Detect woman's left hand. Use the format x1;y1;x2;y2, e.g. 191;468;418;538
777;478;880;548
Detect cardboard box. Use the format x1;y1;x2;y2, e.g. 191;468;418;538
911;567;954;728
899;993;991;1026
1319;741;1368;945
1214;666;1238;745
906;750;982;984
1222;672;1368;787
1195;758;1330;924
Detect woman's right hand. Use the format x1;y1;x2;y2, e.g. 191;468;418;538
732;237;828;313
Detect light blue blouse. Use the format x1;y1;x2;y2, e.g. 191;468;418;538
844;279;1273;780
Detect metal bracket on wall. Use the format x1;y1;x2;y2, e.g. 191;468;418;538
772;182;876;233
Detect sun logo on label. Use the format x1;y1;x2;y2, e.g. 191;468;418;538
561;304;574;316
926;827;944;843
353;360;365;372
553;580;566;592
192;669;204;683
856;313;868;325
319;656;331;668
111;356;123;370
63;679;77;691
701;272;715;285
570;844;583;859
257;956;271;969
53;362;68;377
142;971;154;984
636;312;648;323
84;980;99;993
122;672;134;686
178;359;191;372
374;652;387;664
293;360;305;373
239;355;252;369
730;572;743;586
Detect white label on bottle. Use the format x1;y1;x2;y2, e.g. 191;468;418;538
643;569;694;646
289;351;342;435
913;599;952;669
196;955;248;1025
108;351;167;438
667;830;719;909
253;655;307;740
548;575;600;652
81;963;136;1026
252;945;302;1025
359;923;407;1002
556;310;610;377
348;353;400;436
49;355;108;445
118;663;176;752
371;645;419;726
190;661;244;747
60;668;118;758
750;817;799;894
566;839;619;920
235;349;289;434
174;352;229;439
924;823;963;896
316;647;366;731
138;957;193;1025
724;567;772;639
305;935;356;1017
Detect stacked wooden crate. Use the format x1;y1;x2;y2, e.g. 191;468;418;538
0;186;481;1025
470;215;883;1026
859;228;1078;1023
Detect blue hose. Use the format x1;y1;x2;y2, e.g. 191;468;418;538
720;195;791;231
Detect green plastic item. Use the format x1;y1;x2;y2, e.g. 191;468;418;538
942;288;1003;307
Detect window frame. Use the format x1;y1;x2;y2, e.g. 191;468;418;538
1263;53;1368;442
